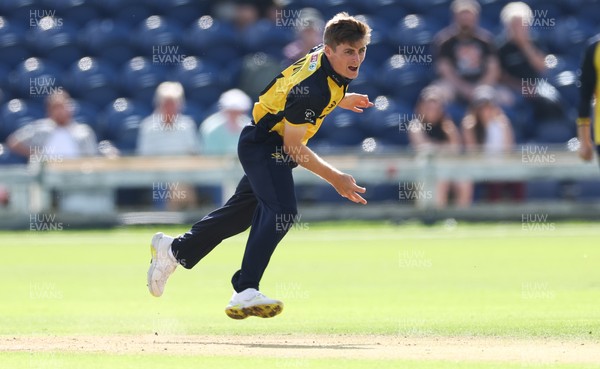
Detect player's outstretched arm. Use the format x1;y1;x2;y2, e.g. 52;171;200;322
283;122;367;204
338;93;374;113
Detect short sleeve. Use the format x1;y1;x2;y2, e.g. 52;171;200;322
284;87;318;125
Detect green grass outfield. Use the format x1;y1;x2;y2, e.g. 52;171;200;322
0;221;599;368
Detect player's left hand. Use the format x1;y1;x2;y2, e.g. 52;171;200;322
338;93;374;113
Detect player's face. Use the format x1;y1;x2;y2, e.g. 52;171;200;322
325;40;367;80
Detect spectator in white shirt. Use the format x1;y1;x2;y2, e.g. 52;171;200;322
7;91;112;214
199;89;252;156
137;82;199;210
137;82;200;156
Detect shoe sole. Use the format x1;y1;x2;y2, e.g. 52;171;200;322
225;302;284;320
147;232;164;297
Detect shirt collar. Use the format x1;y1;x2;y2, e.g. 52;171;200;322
320;51;352;87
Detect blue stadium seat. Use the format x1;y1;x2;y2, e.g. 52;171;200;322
295;183;347;204
552;70;579;110
0;16;29;68
80;20;135;65
576;0;600;26
317;108;365;146
360;0;408;24
346;61;380;99
27;20;83;67
0;63;9;92
90;0;146;18
181;103;205;129
70;99;100;137
406;0;451;24
317;1;358;20
150;0;207;28
363;183;399;202
525;180;561;200
378;55;432;108
171;56;224;108
533;120;575;144
241;19;294;59
355;15;395;65
574;180;600;201
0;0;35;21
0;99;43;142
390;14;434;47
8;57;63;99
184;16;240;65
41;0;100;27
0;146;28;165
65;57;119;108
503;98;535;143
119;57;167;103
131;15;183;57
360;95;412;147
547;17;592;55
100;97;150;154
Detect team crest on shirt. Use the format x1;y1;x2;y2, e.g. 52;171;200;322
308;53;318;71
304;109;316;123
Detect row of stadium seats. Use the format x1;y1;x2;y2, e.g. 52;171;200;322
0;92;576;158
0;0;595;156
2;10;598;69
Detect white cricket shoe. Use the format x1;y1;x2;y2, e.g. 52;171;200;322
225;288;284;320
147;232;178;297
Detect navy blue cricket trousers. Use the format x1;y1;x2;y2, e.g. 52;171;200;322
170;124;298;292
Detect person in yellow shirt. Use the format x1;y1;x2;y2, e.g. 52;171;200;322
577;34;600;162
147;13;374;319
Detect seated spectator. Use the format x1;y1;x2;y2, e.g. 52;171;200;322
497;1;564;120
408;86;472;208
199;89;252;156
137;82;200;156
137;82;199;210
7;91;112;214
497;2;547;90
433;0;501;104
461;86;524;202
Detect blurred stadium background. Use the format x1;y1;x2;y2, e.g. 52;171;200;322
0;0;599;229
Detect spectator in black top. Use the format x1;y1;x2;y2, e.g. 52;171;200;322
497;2;547;90
433;0;500;103
408;86;472;208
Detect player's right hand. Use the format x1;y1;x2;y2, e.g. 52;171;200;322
578;139;594;161
332;173;367;205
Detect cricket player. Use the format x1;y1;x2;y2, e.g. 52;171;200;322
147;13;373;319
577;33;600;163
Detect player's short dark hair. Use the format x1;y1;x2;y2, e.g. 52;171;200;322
323;12;371;50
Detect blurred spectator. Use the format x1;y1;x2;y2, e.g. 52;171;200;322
7;91;112;214
137;82;200;156
433;0;501;103
497;1;564;121
137;82;199;210
497;2;547;90
462;86;524;202
408;86;472;208
8;91;96;158
200;89;252;155
283;8;324;66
